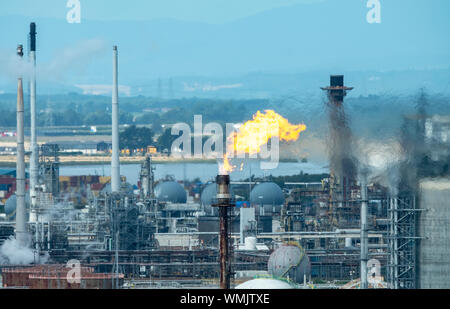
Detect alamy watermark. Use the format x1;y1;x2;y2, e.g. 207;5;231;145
366;0;381;24
66;1;379;25
66;259;81;284
66;0;81;24
170;115;280;170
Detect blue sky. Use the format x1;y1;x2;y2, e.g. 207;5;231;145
0;0;324;23
0;0;449;96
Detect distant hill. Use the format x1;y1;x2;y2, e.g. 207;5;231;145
0;0;448;97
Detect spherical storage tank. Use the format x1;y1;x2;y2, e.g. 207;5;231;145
268;244;311;284
250;182;284;214
155;181;187;203
236;278;293;289
4;193;30;220
201;183;235;216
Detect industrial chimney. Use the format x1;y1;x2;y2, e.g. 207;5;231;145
29;22;38;221
111;46;120;192
321;75;354;105
16;45;27;246
214;174;233;289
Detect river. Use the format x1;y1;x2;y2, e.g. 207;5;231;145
60;160;329;185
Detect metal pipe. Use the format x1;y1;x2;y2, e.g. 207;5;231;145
29;23;39;220
47;221;51;250
111;46;120;192
360;178;368;289
41;220;45;246
15;45;27;247
35;222;40;256
239;208;244;245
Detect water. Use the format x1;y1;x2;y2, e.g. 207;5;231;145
60;160;328;185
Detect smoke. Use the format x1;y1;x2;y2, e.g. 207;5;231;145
0;236;35;265
355;139;405;196
323;92;404;196
0;38;108;83
0;49;32;81
352;90;448;196
325;100;358;180
395;90;450;194
42;39;108;81
47;202;80;222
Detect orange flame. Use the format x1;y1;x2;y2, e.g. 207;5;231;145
222;155;234;174
221;110;306;173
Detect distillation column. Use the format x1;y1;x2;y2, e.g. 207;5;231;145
111;46;120;192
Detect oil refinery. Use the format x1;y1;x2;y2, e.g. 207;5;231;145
0;6;449;292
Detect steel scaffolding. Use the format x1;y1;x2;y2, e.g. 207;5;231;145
387;196;422;289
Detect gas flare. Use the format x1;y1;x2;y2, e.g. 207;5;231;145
220;110;306;174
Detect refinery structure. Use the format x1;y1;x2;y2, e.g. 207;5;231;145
0;23;449;290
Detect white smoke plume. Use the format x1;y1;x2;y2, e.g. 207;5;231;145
356;138;405;195
42;39;108;81
0;38;108;83
0;49;32;80
0;236;35;265
0;235;50;266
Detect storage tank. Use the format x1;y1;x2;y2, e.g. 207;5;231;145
250;182;284;214
418;179;450;289
4;193;30;220
154;181;187;203
235;278;293;289
268;243;311;284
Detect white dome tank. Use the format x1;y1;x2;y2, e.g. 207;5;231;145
236;278;293;289
268;243;311;284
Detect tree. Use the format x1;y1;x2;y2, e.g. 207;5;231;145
57;109;83;126
84;112;110;125
156;128;178;153
135;112;159;124
0;110;16;127
119;112;134;125
136;112;163;133
119;125;154;151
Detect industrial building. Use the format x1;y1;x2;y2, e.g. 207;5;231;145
0;23;449;290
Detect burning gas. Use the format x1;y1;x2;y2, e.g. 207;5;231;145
220;110;306;174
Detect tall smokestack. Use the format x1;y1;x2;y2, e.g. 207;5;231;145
16;45;27;246
321;75;353;105
29;22;38;220
111;46;120;192
321;75;357;228
215;174;232;289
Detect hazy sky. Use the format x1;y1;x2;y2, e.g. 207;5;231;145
0;0;324;24
0;0;449;95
